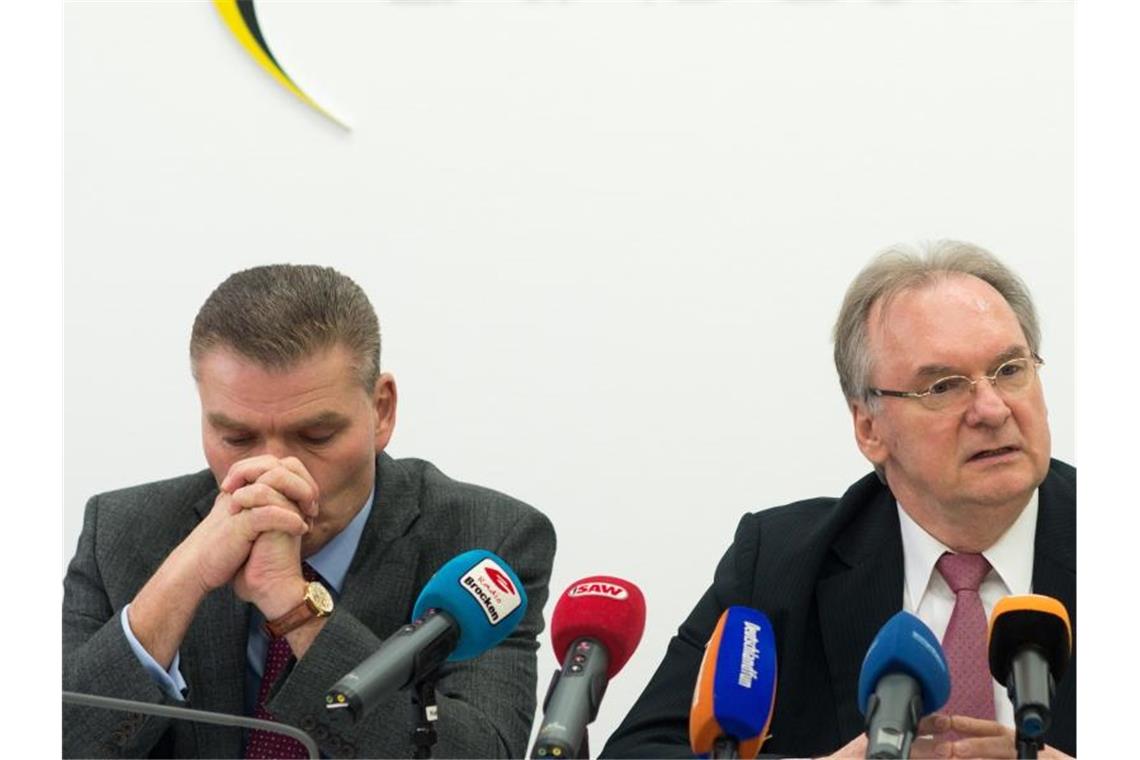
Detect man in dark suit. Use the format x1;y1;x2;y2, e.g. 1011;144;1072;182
63;264;556;757
601;242;1075;759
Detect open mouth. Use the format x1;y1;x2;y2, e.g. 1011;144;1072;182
969;446;1019;462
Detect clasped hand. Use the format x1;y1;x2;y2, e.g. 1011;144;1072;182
189;455;320;618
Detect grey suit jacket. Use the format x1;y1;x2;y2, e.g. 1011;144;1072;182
63;453;557;758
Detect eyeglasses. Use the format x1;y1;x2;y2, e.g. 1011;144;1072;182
869;355;1044;412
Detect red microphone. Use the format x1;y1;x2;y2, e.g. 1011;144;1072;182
530;576;646;759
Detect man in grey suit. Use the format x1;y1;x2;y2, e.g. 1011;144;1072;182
63;264;556;758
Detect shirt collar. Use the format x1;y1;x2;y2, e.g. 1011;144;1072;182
984;490;1037;596
304;485;375;595
897;488;1038;607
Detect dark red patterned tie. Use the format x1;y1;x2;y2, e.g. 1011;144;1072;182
936;552;996;738
244;563;319;759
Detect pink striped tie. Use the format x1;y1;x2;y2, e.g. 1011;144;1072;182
936;552;996;737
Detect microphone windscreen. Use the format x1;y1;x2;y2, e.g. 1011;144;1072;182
690;606;777;759
857;611;950;717
988;594;1072;685
550;576;646;679
412;549;528;661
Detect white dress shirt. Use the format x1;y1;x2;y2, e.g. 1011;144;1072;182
897;490;1039;729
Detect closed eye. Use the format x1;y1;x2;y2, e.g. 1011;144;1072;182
299;432;337;446
222;435;255;447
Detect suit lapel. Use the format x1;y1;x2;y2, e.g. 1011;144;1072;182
816;485;905;740
339;454;423;634
1031;463;1077;751
185;485;251;757
1032;464;1076;613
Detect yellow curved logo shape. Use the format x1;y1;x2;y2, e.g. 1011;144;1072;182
214;0;350;130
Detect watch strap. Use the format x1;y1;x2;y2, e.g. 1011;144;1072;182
263;581;332;638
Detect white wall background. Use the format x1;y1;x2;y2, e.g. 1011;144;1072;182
65;1;1073;753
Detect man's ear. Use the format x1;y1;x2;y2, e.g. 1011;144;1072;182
372;373;398;452
851;399;888;467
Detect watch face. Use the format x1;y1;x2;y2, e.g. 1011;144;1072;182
307;582;335;615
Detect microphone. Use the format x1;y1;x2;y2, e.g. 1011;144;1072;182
857;611;950;760
987;594;1072;741
689;606;777;760
529;576;646;759
325;549;528;722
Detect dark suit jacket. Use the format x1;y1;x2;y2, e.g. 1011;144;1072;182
63;453;557;758
601;459;1076;758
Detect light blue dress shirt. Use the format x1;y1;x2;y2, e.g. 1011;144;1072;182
122;487;375;703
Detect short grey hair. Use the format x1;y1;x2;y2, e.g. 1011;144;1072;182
833;240;1041;404
190;264;381;390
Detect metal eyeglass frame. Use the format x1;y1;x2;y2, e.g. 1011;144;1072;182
868;354;1044;409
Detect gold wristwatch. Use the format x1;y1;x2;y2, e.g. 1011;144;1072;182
263;581;334;638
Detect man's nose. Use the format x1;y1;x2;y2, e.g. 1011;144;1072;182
259;438;293;461
965;378;1012;427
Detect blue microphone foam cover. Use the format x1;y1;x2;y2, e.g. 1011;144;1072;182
412;549;529;661
858;611;950;717
711;606;778;741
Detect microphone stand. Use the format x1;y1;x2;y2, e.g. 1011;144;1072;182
62;690;319;759
711;736;740;759
411;675;439;759
1015;733;1042;760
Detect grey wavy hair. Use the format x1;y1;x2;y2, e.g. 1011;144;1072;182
832;240;1041;405
190;264;381;390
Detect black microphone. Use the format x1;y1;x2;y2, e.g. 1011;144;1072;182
987;594;1072;747
326;550;527;722
327;609;459;721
